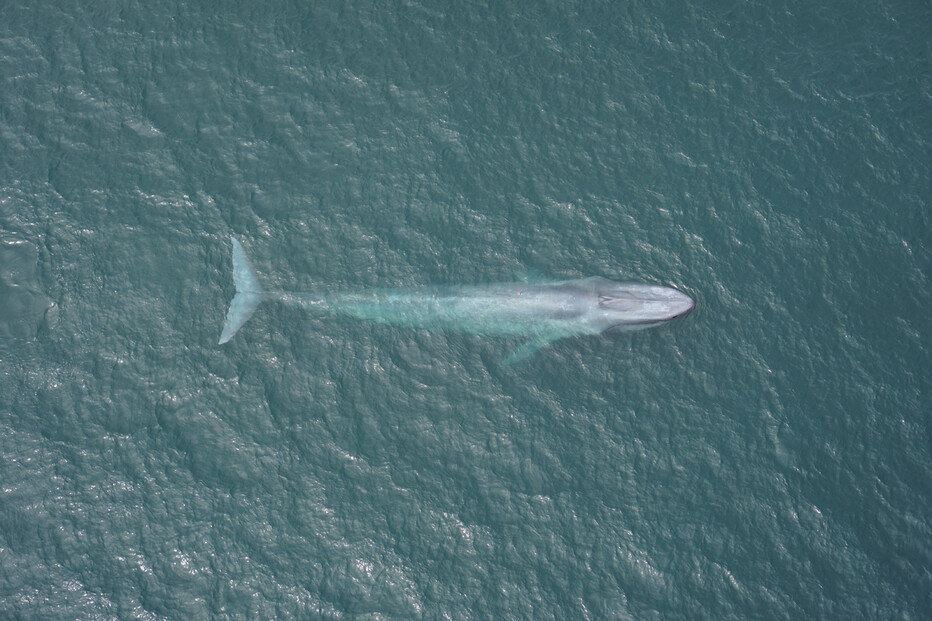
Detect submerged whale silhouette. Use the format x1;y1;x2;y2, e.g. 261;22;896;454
219;237;694;363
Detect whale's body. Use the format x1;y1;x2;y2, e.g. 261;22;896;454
219;237;694;363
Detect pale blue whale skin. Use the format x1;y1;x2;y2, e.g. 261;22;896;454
219;237;695;362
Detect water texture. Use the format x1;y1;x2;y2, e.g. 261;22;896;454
1;1;929;618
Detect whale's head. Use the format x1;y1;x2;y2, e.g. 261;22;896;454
597;282;695;328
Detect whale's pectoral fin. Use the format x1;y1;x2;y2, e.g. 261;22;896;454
502;338;554;366
512;268;548;283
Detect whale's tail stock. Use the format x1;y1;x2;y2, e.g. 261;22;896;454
219;237;265;344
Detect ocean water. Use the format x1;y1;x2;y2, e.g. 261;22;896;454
1;0;930;618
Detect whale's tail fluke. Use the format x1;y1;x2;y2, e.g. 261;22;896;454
219;236;265;344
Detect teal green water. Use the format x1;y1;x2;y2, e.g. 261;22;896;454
1;1;929;618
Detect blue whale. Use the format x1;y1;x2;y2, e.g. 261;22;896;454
219;237;694;363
